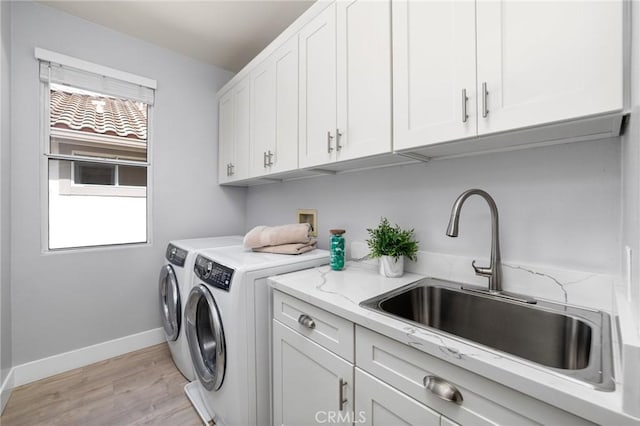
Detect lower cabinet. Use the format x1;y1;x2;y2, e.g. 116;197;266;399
355;367;456;426
272;319;354;426
271;290;594;426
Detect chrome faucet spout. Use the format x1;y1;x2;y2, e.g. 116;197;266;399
446;189;502;293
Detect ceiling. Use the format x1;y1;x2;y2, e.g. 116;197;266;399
40;0;315;72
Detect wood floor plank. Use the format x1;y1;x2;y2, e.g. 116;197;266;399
0;343;202;426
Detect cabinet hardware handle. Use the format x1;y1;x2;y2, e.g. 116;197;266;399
226;163;230;176
298;314;316;329
263;152;268;168
423;375;463;405
338;378;348;411
327;131;334;154
461;88;469;123
229;163;234;176
482;82;489;118
336;128;343;151
267;150;274;166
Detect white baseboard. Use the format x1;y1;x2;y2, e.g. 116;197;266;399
0;367;14;415
12;327;165;388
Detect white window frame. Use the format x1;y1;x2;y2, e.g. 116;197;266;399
37;48;156;252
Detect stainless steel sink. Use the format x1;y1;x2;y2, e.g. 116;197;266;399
360;278;614;391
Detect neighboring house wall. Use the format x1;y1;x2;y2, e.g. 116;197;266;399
10;1;245;365
247;138;621;276
622;0;640;330
1;0;12;385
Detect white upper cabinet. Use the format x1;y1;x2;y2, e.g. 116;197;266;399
218;78;250;184
250;36;299;178
299;0;392;168
299;4;337;168
335;0;392;162
476;0;623;136
393;0;477;150
393;0;623;151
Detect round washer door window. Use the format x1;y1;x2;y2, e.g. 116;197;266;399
158;264;181;341
185;284;226;391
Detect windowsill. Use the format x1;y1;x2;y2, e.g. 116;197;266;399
42;240;152;255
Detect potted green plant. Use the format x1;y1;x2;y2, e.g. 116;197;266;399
366;217;419;277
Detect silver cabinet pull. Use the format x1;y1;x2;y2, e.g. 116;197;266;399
327;131;334;153
267;150;274;166
423;375;463;405
263;152;268;168
482;82;489;118
336;128;343;151
461;89;468;123
298;314;316;329
226;163;230;176
229;163;234;176
338;378;348;411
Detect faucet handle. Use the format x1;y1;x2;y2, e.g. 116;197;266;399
472;260;492;278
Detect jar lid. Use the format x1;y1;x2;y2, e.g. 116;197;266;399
329;229;346;235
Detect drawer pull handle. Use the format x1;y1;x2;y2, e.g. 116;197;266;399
481;82;489;118
338;378;348;411
423;375;463;405
298;314;316;329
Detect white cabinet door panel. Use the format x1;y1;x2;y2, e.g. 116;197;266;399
476;0;623;135
273;36;299;174
393;0;477;150
273;320;353;426
336;0;392;161
250;62;275;177
299;3;337;168
232;79;251;180
218;91;234;184
355;368;440;426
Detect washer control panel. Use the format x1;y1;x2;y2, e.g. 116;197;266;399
194;255;234;291
166;244;187;267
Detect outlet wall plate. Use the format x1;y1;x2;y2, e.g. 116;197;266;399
297;209;317;237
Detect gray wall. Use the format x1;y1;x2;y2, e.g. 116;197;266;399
1;0;11;383
10;2;246;365
247;139;621;275
622;0;640;326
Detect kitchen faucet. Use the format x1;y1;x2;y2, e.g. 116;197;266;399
446;189;502;293
446;189;535;303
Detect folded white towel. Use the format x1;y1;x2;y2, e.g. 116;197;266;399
243;223;312;249
252;239;318;255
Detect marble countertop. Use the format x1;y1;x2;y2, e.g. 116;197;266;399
269;260;640;426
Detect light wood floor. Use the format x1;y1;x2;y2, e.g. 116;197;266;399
0;343;202;426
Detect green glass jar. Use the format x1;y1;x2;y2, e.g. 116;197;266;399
329;229;346;271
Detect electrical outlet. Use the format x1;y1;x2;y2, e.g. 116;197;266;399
297;209;317;237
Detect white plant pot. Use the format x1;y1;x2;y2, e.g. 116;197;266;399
379;256;404;278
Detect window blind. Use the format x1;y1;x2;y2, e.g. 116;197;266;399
36;49;155;105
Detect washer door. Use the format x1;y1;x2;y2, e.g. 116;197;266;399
186;284;226;391
158;264;181;341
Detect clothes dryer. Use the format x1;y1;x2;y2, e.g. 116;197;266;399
185;246;329;426
159;236;243;381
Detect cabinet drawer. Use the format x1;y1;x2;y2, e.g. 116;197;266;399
356;326;593;426
273;291;354;362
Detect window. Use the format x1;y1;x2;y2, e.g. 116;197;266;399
38;49;156;250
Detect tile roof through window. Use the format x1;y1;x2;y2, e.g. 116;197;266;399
50;90;147;140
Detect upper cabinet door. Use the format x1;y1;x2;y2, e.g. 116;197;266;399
232;78;251;180
250;60;276;178
218;91;234;184
272;36;300;174
392;0;477;150
336;0;392;161
299;3;337;169
476;0;623;136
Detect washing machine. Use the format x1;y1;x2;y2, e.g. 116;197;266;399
158;236;243;381
184;246;329;426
